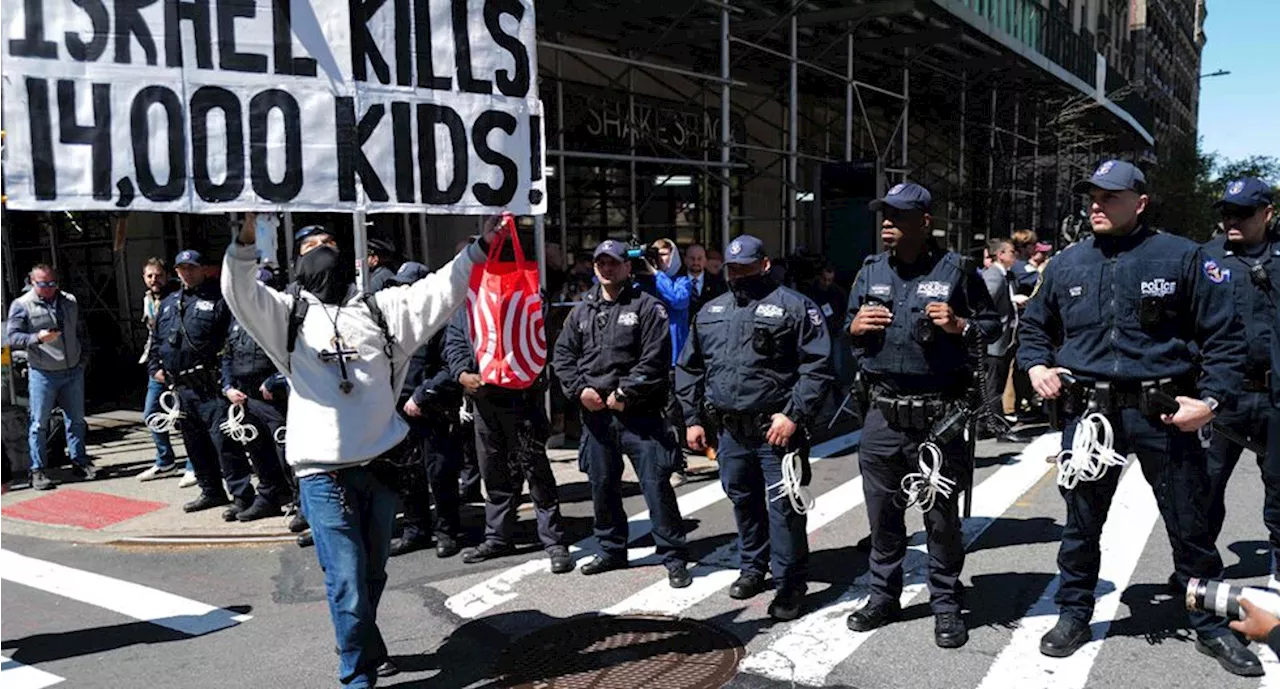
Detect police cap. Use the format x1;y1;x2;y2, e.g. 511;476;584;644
869;182;932;212
1073;159;1146;194
724;235;768;265
1214;177;1273;209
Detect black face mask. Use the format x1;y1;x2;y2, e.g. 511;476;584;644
729;273;772;303
295;246;353;305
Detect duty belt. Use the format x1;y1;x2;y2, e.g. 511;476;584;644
711;409;774;436
173;364;220;395
873;391;950;432
1244;370;1270;393
1055;377;1193;419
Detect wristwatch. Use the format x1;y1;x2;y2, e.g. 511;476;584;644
1202;396;1220;413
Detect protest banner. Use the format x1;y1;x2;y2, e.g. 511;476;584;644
2;0;546;215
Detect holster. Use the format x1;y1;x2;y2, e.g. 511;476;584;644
875;393;948;433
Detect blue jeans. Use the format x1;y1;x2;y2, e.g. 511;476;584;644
143;377;178;467
27;365;89;470
299;467;397;687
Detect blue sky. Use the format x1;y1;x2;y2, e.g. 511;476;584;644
1196;2;1280;169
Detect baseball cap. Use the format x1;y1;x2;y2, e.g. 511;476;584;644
294;225;331;244
1214;177;1273;209
869;182;932;212
368;238;397;258
386;261;430;286
1072;159;1146;194
593;240;627;261
724;235;768;265
174;249;202;267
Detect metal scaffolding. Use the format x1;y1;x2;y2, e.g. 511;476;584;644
534;0;1154;260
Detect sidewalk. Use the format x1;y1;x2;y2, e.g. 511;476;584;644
0;411;720;545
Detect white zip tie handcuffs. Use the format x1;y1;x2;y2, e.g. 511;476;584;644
767;451;814;514
274;426;287;445
145;390;183;434
219;403;259;444
901;441;957;513
1056;411;1127;490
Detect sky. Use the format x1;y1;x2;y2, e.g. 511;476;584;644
1195;1;1280;168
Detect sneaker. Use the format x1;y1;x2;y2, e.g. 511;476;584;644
30;470;55;491
669;472;688;488
178;470;198;489
138;464;178;481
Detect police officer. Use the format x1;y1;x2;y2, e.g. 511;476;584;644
444;307;573;574
149;250;236;513
843;182;999;649
676;234;833;621
553;240;692;588
1201;178;1279;585
217;266;292;522
389;262;466;559
1018;160;1259;675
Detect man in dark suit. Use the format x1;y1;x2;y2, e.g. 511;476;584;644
980;238;1024;440
685;244;727;316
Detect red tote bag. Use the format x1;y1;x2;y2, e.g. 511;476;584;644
467;216;547;389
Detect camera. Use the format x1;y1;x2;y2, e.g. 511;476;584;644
626;243;662;274
913;317;937;345
1186;577;1280;621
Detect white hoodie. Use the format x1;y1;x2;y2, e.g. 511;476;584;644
221;241;484;476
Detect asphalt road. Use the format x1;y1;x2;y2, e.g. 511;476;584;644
4;429;1279;689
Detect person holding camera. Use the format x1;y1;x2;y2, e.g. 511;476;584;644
553;240;691;587
843;182;998;649
1018;161;1259;676
1199;179;1279;587
675;234;833;622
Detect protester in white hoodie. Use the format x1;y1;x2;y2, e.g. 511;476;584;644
221;212;498;689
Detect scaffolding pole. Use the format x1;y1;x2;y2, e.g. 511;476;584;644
557;51;568;255
958;73;966;243
901;49;909;172
721;5;731;250
629;68;638;239
845;31;854;162
787;15;798;254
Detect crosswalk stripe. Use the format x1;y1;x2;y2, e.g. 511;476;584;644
739;431;1062;686
974;461;1160;689
444;430;861;620
0;657;64;689
603;474;866;616
1258;645;1280;689
0;550;252;636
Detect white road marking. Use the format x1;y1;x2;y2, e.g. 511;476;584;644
1258;645;1280;689
0;549;252;636
739;432;1061;686
974;461;1160;689
604;474;865;616
0;657;64;689
444;430;860;619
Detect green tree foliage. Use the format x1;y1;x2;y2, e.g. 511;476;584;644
1146;135;1279;242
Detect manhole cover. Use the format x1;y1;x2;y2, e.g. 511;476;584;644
495;614;744;688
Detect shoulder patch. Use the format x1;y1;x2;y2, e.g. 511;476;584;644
708;304;726;313
654;303;667;319
755;303;785;318
807;307;823;326
1203;259;1230;284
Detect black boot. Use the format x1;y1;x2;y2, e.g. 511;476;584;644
236;497;283;522
768;588;805;621
1039;616;1091;658
184;492;231;513
1196;634;1263;677
389;536;430;557
222;498;253;522
934;611;968;649
288;512;308;533
847;600;901;632
580;554;627;576
728;573;766;600
435;535;461;558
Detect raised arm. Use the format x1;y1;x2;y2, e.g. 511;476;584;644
221;213;294;372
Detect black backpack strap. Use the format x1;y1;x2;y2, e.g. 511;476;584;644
361;293;397;389
286;283;309;356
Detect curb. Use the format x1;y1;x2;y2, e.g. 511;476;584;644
108;533;302;546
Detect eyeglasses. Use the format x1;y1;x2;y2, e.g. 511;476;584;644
33;280;57;288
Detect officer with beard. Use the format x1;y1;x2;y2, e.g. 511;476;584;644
843;182;999;649
1018;160;1258;676
675;234;833;621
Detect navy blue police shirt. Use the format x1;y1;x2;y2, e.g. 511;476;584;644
148;281;232;379
1017;225;1245;403
1201;235;1280;389
220;317;278;392
400;329;463;410
845;246;1000;394
553;284;672;411
675;280;833;427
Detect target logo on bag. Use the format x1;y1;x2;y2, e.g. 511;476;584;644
466;215;547;389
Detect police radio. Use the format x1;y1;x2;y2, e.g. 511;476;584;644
1249;262;1271;292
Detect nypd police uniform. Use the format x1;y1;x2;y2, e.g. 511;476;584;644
1200;178;1280;579
1018;160;1259;675
676;234;833;618
843;182;1000;648
148;250;236;512
218;314;291;519
553;240;690;584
